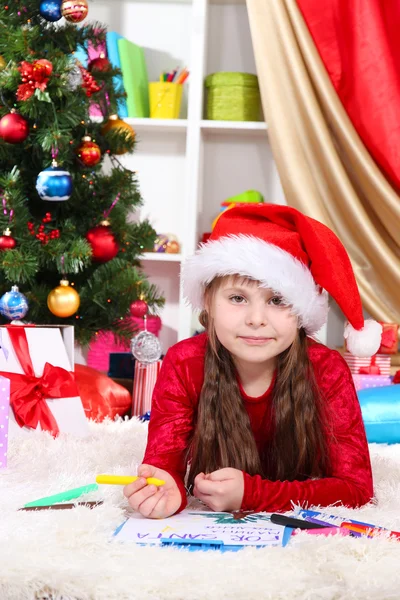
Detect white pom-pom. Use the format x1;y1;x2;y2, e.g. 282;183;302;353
344;319;383;357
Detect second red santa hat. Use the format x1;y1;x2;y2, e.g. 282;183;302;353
181;204;382;357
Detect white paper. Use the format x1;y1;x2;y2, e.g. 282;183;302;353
114;510;285;548
0;326;88;437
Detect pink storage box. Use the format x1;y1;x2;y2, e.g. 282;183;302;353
344;352;391;376
88;38;106;117
132;360;162;416
87;316;162;372
352;374;393;391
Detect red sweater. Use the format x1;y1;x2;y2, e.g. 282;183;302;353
143;333;373;513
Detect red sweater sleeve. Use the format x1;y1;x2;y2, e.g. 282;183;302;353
241;350;374;512
142;349;195;513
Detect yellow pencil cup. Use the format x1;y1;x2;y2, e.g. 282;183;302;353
149;82;183;119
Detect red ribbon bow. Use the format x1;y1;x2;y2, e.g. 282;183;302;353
380;328;397;350
0;327;78;436
359;355;381;375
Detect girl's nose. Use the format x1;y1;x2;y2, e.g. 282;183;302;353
245;303;268;327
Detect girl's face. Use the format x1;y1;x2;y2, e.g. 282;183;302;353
208;277;298;368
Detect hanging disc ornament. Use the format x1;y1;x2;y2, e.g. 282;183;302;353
130;299;148;318
47;279;80;318
76;136;101;167
0;228;17;251
36;160;73;201
39;0;62;22
131;330;162;364
86;220;119;263
0;111;29;144
61;0;88;23
100;114;135;155
0;285;29;320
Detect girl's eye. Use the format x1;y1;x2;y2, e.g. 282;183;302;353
229;295;246;304
269;296;285;306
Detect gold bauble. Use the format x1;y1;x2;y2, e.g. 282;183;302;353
100;114;135;155
47;279;80;318
0;55;6;71
61;0;88;23
166;240;180;254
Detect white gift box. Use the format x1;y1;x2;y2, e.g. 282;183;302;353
0;325;88;438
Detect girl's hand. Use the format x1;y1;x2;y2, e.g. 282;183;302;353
193;467;244;512
123;464;182;519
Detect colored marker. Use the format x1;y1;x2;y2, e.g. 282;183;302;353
341;522;400;539
96;474;165;486
292;526;350;537
270;514;329;529
24;483;99;508
305;516;338;527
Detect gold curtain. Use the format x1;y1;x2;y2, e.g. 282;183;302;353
246;0;400;323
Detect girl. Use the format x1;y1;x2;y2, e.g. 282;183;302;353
124;204;382;519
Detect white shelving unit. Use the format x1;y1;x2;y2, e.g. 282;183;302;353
89;0;288;353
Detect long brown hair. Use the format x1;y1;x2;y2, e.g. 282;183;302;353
187;276;330;490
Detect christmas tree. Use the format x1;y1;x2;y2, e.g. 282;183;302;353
0;0;164;346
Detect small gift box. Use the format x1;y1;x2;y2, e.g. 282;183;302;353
0;375;10;469
344;352;391;376
0;325;88;438
131;360;162;417
378;323;399;355
108;353;135;379
352;374;393;391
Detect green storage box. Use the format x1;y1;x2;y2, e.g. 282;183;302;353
205;72;261;122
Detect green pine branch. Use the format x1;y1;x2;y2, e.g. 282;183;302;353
0;3;165;346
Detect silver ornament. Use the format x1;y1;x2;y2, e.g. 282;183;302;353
67;63;83;91
130;330;162;364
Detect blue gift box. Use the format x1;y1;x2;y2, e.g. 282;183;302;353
108;353;135;379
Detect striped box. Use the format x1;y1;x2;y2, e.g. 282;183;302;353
0;375;10;469
344;352;391;376
131;360;162;417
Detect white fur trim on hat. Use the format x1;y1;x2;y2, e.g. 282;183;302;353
181;235;329;335
344;320;383;357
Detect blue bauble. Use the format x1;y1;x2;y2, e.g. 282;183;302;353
39;0;62;22
0;286;29;320
36;162;73;201
139;411;151;422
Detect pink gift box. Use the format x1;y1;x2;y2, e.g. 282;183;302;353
0;375;10;469
344;352;391;376
352;374;393;391
131;360;162;417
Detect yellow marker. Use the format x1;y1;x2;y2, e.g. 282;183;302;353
96;474;165;487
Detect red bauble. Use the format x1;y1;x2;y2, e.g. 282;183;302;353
0;111;29;143
89;56;111;72
76;136;101;167
129;299;148;318
86;221;119;263
0;228;17;250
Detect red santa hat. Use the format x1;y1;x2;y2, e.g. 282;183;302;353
181;204;382;357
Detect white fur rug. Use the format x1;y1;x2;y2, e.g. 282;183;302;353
1;419;400;600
